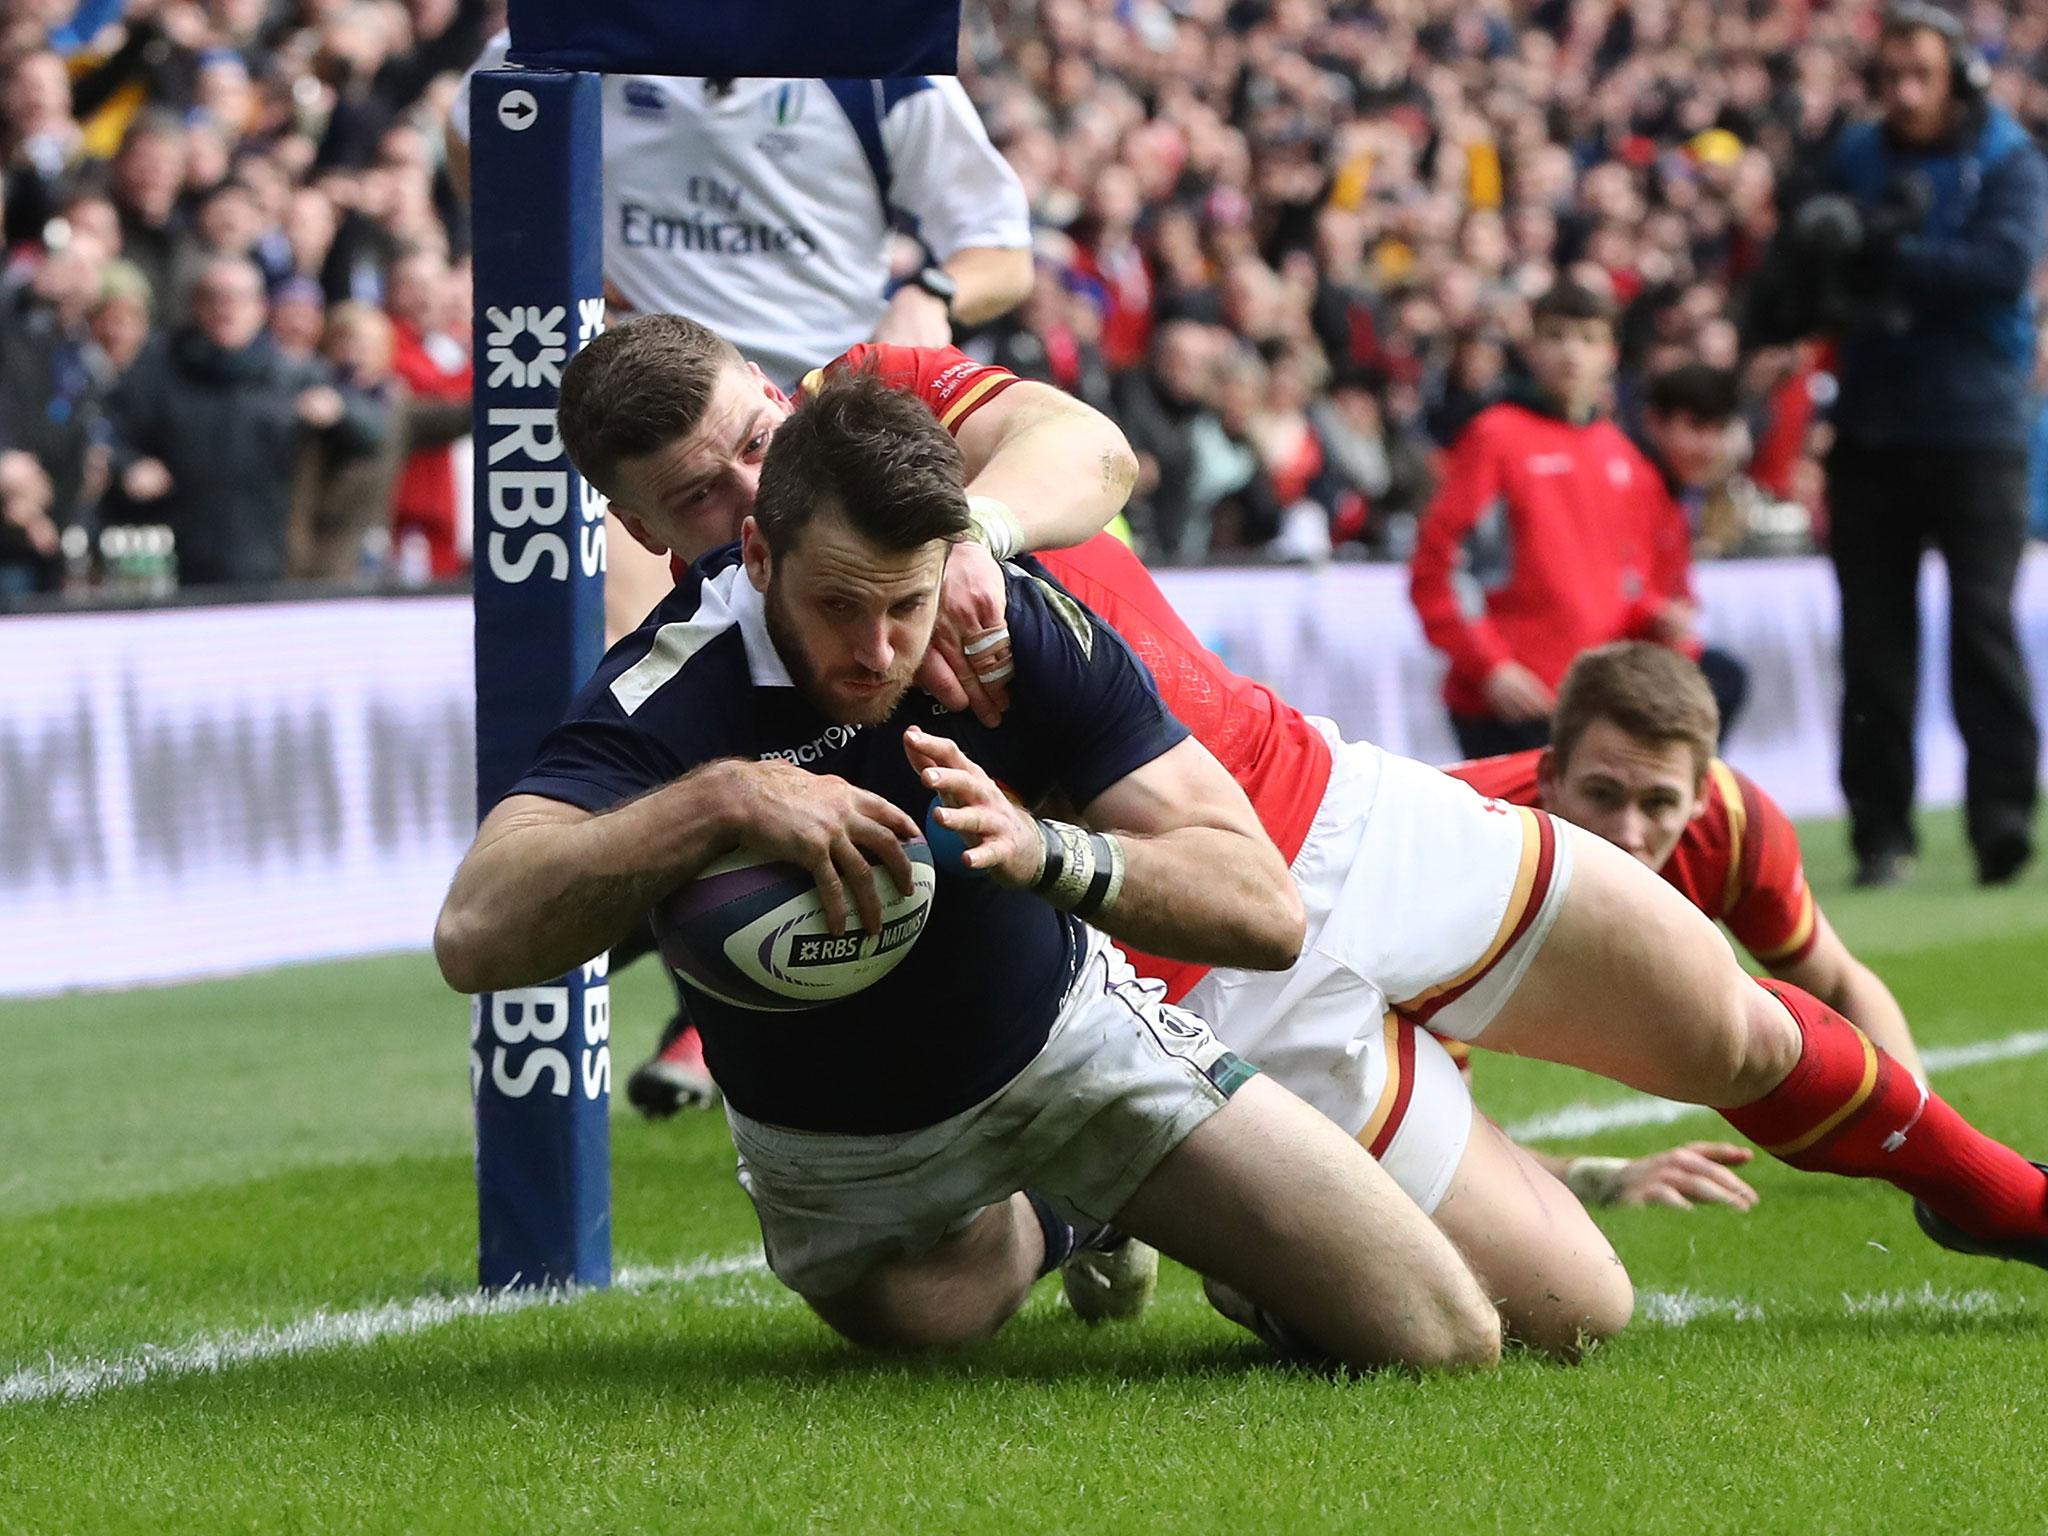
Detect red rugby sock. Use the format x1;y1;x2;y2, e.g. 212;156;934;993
1719;981;2048;1242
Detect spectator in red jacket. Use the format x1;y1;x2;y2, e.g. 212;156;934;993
1409;281;1699;760
385;245;471;579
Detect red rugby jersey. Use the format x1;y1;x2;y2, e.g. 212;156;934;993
1447;750;1819;967
801;343;1022;430
1036;535;1334;1002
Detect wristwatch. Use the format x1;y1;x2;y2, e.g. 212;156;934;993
911;265;959;316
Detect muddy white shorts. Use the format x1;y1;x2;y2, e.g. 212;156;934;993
727;928;1256;1298
1181;719;1574;1213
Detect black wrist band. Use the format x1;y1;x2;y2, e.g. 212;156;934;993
1031;819;1066;895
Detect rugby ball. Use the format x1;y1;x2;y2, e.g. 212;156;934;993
653;839;937;1012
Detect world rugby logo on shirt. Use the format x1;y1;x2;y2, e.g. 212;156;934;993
767;82;807;126
623;80;666;117
757;82;808;157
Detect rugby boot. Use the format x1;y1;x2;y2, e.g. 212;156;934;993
626;1013;721;1118
1061;1228;1158;1323
1913;1162;2048;1272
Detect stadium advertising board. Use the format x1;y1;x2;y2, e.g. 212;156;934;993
0;597;472;997
4;552;2046;1001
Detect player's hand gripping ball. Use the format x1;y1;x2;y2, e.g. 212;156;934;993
654;839;937;1012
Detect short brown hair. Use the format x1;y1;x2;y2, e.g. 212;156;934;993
1552;643;1720;778
1532;279;1616;330
556;313;741;495
754;372;969;555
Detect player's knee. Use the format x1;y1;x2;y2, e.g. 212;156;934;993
1523;1264;1634;1363
811;1280;1013;1352
1586;1263;1635;1344
1361;1280;1502;1373
830;1262;1030;1352
1676;976;1778;1104
1413;1289;1505;1372
1735;983;1804;1095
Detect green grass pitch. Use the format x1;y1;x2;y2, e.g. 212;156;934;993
4;812;2047;1535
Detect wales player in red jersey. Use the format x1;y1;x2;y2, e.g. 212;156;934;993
563;317;2048;1361
1450;641;1924;1082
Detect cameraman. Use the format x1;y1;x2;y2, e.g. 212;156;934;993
1753;6;2046;887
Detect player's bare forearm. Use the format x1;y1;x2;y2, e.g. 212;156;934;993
1074;735;1302;968
943;246;1033;327
435;770;740;994
1822;959;1923;1083
1087;825;1305;972
958;387;1139;551
908;729;1301;969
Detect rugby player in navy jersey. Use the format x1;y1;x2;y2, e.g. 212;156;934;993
436;375;1502;1370
549;314;2048;1366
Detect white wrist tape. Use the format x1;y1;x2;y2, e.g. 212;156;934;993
1031;818;1125;919
966;494;1023;562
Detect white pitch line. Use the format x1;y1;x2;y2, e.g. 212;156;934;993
1919;1027;2048;1073
10;1030;2048;1407
1505;1026;2048;1145
1636;1289;1765;1326
0;1251;767;1408
7;1255;2021;1408
1637;1284;2023;1328
1506;1094;1700;1144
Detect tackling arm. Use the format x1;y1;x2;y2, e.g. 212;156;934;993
952;380;1140;554
919;381;1140;725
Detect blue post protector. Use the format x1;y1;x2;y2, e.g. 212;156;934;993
468;69;612;1291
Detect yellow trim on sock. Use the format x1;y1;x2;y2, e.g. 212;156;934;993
1764;1026;1879;1158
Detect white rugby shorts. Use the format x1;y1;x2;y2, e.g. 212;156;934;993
1181;719;1574;1214
726;927;1254;1298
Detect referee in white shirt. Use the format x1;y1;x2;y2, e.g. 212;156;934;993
452;36;1033;385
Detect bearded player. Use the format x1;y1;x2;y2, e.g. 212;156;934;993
440;375;1504;1371
560;317;2048;1357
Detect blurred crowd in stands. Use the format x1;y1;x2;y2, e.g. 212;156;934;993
6;0;2048;599
0;0;486;595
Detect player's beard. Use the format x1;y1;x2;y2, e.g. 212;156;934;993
763;580;920;727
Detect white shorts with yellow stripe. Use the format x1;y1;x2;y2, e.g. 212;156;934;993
1180;720;1574;1214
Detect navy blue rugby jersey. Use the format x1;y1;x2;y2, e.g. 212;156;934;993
509;546;1189;1134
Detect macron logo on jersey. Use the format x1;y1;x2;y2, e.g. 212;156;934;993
760;723;864;766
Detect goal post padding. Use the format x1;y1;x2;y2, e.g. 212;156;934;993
467;4;961;1291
